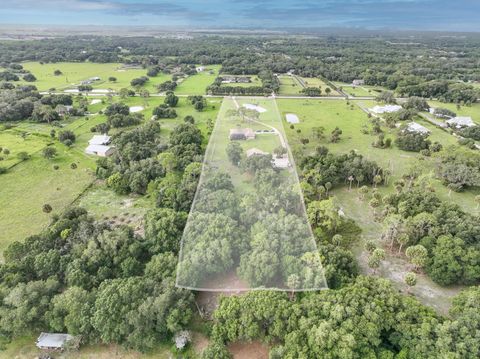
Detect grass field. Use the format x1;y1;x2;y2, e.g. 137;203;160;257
278;75;303;95
175;65;220;95
20;62;172;93
299;77;341;96
0;129;51;168
333;82;388;97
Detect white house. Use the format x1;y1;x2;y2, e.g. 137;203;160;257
36;333;74;350
370;105;402;114
352;79;365;86
85;144;114;157
196;66;205;72
405;122;430;134
446;116;475;129
88;134;111;146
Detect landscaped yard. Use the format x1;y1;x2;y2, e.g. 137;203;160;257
176;65;221;95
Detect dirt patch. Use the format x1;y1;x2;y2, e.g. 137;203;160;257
192;332;209;357
228;341;269;359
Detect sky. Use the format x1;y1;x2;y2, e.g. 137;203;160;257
0;0;479;32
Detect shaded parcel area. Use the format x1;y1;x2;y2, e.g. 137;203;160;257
176;97;327;291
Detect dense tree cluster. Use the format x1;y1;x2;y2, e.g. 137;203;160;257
0;208;194;351
206;276;480;359
435;147;480;191
383;182;480;285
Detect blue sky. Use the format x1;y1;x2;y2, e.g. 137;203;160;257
0;0;479;31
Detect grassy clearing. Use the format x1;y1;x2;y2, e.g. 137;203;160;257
278;75;303;95
300;77;341;96
0;144;95;255
20;62;173;93
0;335;175;359
277;97;479;310
333;82;387;97
0;129;51;168
175;65;221;95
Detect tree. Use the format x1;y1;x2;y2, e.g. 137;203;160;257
405;244;428;272
42;203;53;213
42;147;57;159
58;130;76;145
23;73;36;82
368;248;385;274
404;272;417;293
330;127;342;143
108;76;117;82
144;208;188;254
164;91;179;107
226;141;243;166
54;69;62;76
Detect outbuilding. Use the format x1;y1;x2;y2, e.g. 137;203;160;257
85;144;114;157
446;116;475;129
88;134;111;146
370;105;402;114
405;122;431;134
36;333;75;351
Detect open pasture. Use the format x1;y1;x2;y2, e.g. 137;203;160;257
19;62;172;93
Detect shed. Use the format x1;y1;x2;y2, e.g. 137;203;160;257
36;333;74;350
352;79;365;86
446;116;475;129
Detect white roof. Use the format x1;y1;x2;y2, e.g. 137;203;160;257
370;105;402;114
243;104;267;113
85;144;112;155
246;148;268;157
89;135;111;145
446;116;475;128
273;157;290;168
37;333;73;349
406;122;430;134
285;113;300;124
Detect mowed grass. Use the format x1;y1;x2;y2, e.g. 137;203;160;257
20;62;172;93
0;111;109;254
333;82;387;97
300;77;341;96
175;65;220;95
276;98;478;212
278;75;303;95
0;129;51;168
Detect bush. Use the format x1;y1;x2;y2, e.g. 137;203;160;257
0;167;7;174
70;163;77;169
58;130;76;144
17;151;30;161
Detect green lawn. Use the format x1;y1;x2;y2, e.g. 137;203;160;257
0;129;51;168
175;65;220;95
278;75;303;95
20;62;172;93
300;77;341;96
276;98;478;212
